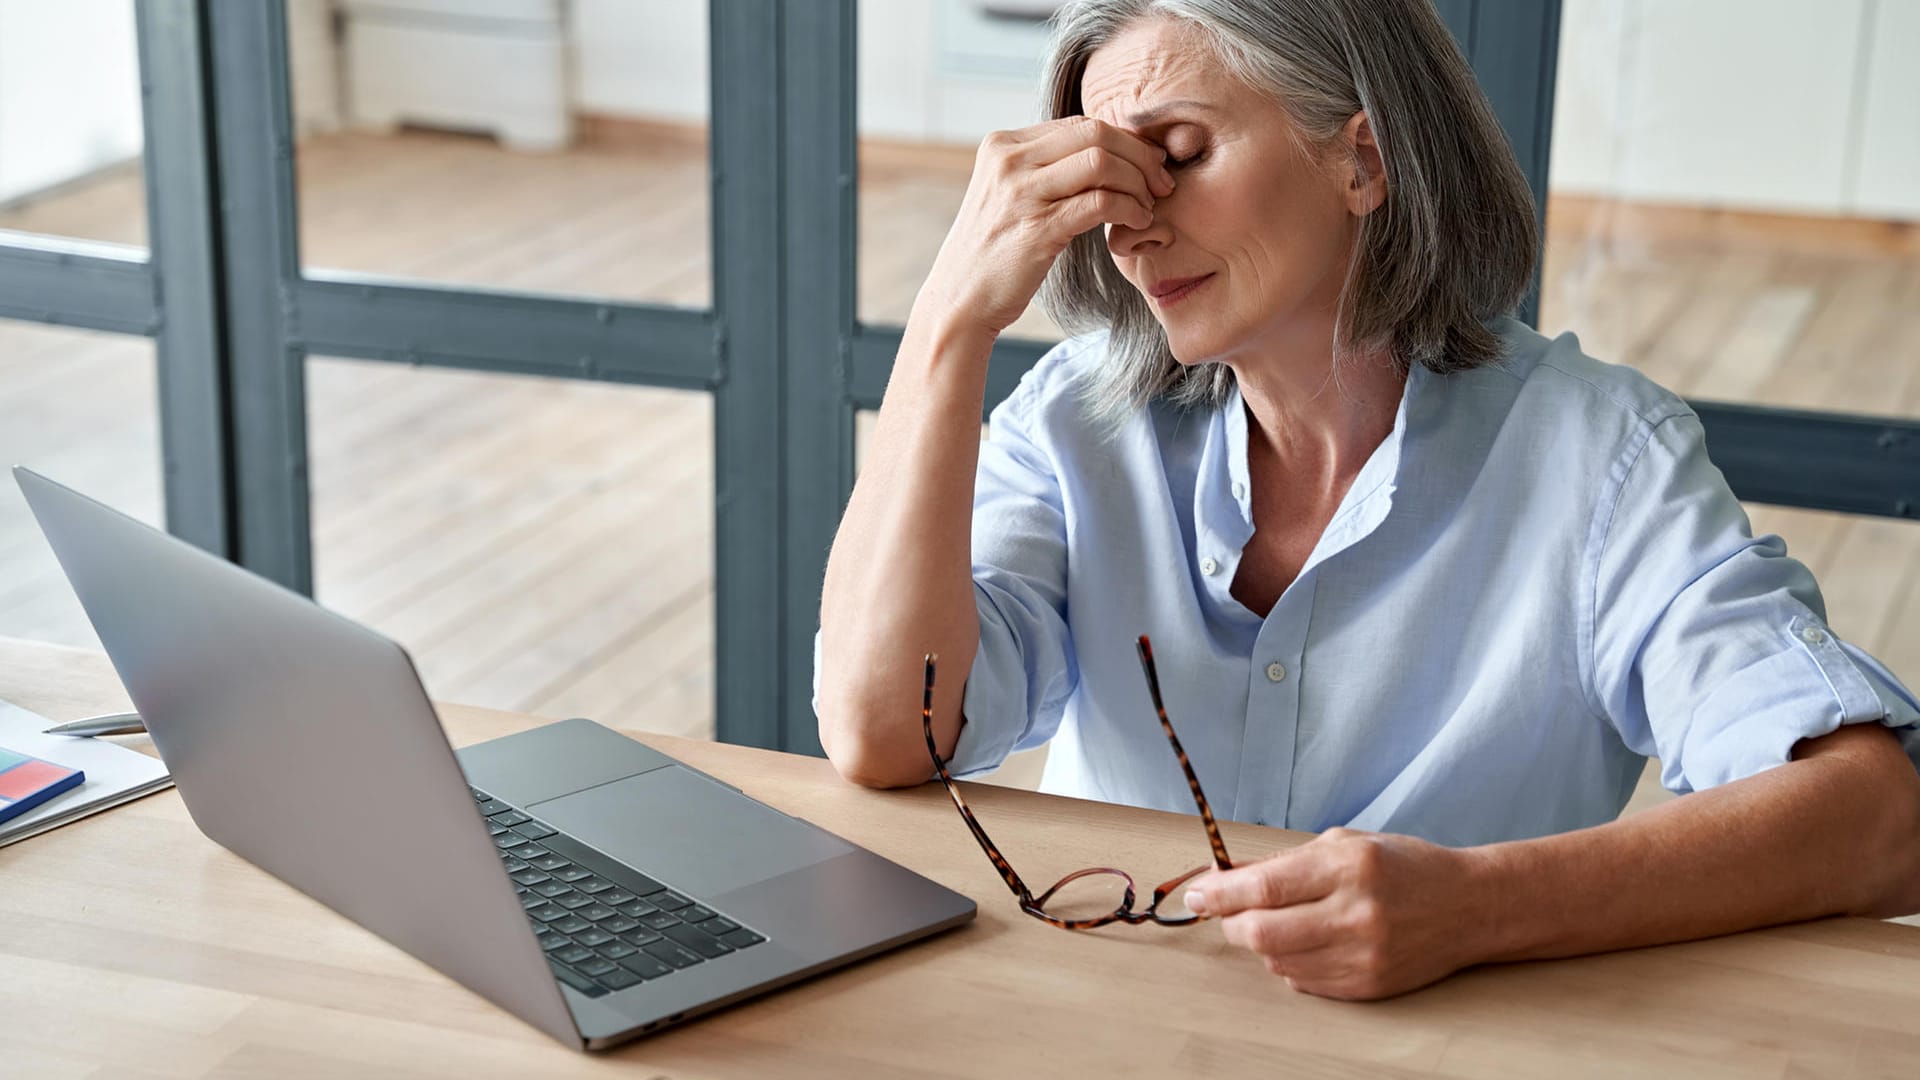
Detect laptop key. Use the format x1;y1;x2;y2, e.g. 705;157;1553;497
477;799;510;816
615;901;656;919
470;788;492;802
600;890;638;907
515;845;549;860
502;857;530;873
600;916;641;935
510;869;551;886
549;960;606;998
529;853;569;872
539;934;572;953
511;822;558;841
641;940;704;969
487;823;509;837
639;912;682;932
681;905;716;924
555;893;594;910
720;928;767;949
620;928;663;947
554;866;593;883
490;810;530;827
617;953;674;980
532;882;572;899
598;941;638;960
496;833;533;850
575;878;614;895
520;893;548;911
597;968;642;992
578;904;618;922
621;872;667;896
554;945;594;965
528;904;568;923
574;928;615;948
577;957;618;978
663;923;733;959
696;916;738;935
654;892;692;911
553;916;592;935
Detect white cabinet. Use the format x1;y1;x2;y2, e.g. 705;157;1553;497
339;0;572;151
1551;0;1920;221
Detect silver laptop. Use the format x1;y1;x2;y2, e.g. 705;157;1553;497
16;466;974;1051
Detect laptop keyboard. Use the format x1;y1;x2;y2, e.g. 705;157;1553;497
470;786;767;997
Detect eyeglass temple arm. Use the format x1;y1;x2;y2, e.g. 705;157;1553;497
1136;635;1233;871
922;656;1037;903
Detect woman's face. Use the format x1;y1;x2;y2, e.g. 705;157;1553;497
1080;18;1380;368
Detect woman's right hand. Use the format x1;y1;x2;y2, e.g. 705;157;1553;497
913;116;1177;340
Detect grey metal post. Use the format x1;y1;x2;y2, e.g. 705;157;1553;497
1445;0;1563;326
202;0;312;593
779;0;860;757
0;235;153;334
711;0;786;749
135;0;234;559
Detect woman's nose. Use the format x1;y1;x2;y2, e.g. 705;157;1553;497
1107;213;1170;258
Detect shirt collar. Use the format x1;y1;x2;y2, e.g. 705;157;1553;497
1204;361;1427;567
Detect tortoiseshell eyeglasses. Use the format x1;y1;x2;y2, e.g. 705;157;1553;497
921;634;1233;929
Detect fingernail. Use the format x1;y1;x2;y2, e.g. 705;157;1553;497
1159;167;1175;190
1184;889;1209;915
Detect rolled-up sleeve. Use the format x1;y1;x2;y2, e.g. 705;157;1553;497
1590;412;1920;794
945;365;1080;778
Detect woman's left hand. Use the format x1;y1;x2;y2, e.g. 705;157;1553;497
1183;826;1498;1000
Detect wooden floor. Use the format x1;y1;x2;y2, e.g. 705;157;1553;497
1;127;1916;802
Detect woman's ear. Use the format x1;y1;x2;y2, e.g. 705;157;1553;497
1342;110;1387;217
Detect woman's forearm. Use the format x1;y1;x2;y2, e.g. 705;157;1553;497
1469;724;1920;965
817;117;1173;788
816;307;997;788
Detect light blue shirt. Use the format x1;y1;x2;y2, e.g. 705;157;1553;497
821;317;1920;847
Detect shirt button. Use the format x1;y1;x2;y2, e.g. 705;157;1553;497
1231;482;1246;499
1200;557;1220;576
1266;661;1286;683
1800;626;1828;645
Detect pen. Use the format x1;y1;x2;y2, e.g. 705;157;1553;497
42;712;147;737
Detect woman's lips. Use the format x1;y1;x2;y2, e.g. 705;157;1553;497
1150;273;1214;307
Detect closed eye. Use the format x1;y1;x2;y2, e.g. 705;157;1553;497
1167;150;1205;170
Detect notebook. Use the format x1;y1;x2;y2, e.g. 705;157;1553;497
0;699;172;848
0;746;84;824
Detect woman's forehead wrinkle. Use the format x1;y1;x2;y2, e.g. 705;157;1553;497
1082;31;1190;127
1081;63;1148;126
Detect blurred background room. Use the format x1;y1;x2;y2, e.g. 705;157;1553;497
1;0;1915;807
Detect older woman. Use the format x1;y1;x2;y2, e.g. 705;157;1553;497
813;0;1920;999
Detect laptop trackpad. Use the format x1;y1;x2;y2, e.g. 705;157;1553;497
528;767;853;898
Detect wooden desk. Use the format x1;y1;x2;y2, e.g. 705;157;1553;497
6;637;1920;1077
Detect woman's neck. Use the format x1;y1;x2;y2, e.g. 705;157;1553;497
1232;344;1407;497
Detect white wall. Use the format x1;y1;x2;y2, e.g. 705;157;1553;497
1549;0;1918;219
1851;0;1920;219
0;0;144;206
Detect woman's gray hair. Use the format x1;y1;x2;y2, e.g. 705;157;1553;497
1037;0;1540;424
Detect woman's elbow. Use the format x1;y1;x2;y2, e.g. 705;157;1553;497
817;692;933;790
